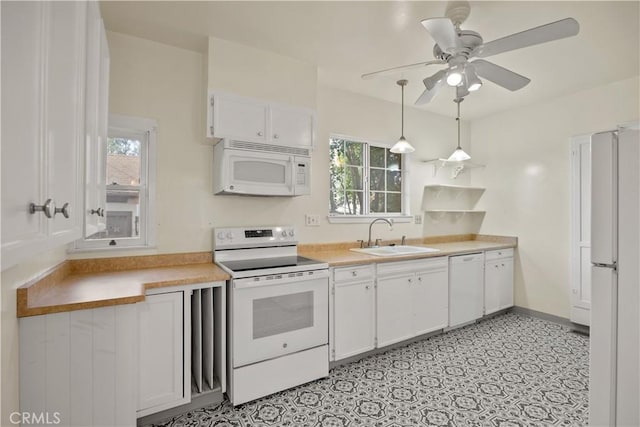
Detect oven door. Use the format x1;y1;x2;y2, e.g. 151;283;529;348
219;148;295;196
231;270;329;367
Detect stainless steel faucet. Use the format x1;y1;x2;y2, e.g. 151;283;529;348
367;218;393;248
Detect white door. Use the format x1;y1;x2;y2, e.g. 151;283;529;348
213;93;268;143
615;126;639;425
377;274;413;347
137;292;187;416
47;1;86;244
270;104;314;147
414;264;448;335
498;258;514;310
232;275;328;367
570;135;592;325
334;280;375;360
1;1;49;267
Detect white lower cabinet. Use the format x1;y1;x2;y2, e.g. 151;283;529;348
19;305;137;426
484;249;514;315
332;265;375;361
137;290;189;417
377;258;449;347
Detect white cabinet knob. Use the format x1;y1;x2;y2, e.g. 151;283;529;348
352;271;358;277
273;134;279;139
257;131;263;136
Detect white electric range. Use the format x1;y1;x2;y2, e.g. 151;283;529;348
214;226;329;406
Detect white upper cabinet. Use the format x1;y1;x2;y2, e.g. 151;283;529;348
269;104;314;148
1;1;107;269
83;2;109;238
1;1;49;265
207;92;315;148
47;1;87;244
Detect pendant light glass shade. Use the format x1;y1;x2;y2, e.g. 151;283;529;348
391;79;415;154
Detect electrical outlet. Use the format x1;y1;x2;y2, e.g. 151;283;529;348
414;214;422;225
305;214;320;227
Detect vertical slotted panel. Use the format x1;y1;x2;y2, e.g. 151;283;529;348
191;289;203;393
202;287;214;389
214;286;227;393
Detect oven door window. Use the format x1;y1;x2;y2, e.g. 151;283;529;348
253;291;314;339
232;276;328;367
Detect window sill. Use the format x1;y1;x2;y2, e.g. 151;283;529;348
327;215;413;224
68;243;157;253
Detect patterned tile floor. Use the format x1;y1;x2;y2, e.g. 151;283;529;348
153;313;589;427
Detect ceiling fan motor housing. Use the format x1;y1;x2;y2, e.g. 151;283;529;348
433;30;483;61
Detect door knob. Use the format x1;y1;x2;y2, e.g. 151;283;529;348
29;199;54;219
55;202;70;218
90;207;104;217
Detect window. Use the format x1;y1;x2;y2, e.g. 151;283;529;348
75;114;156;250
329;136;410;222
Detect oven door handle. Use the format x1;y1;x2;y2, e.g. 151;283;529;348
232;269;329;289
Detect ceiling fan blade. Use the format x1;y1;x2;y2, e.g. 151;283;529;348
361;60;445;80
472;59;531;91
415;77;444;105
472;17;579;58
421;17;461;53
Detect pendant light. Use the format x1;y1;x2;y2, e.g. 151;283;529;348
446;92;471;162
390;79;415;154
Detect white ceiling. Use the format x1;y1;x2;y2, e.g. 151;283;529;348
100;1;640;119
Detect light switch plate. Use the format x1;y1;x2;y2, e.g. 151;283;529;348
414;215;422;225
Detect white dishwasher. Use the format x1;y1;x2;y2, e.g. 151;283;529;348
449;253;484;328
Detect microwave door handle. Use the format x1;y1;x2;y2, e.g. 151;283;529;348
289;157;294;193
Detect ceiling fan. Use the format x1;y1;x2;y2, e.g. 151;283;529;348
362;1;580;105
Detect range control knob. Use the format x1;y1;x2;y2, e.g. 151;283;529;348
217;231;225;240
281;230;287;237
225;232;233;239
288;230;295;237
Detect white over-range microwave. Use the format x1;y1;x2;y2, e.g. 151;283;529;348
214;140;311;196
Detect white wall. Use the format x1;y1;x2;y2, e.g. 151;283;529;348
470;76;640;318
71;32;472;259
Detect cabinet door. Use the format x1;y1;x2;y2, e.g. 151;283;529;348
414;268;449;335
1;1;49;267
47;1;86;244
270;104;314;147
484;260;501;315
137;292;187;416
377;274;413;347
498;258;514;310
212;93;268;143
334;280;375;360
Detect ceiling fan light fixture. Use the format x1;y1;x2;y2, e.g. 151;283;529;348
465;65;483;91
446;66;463;86
391;79;415;154
423;69;446;91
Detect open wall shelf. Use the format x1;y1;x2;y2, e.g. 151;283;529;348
423;159;485;179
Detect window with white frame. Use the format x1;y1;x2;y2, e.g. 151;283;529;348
329;136;410;221
76;115;156;249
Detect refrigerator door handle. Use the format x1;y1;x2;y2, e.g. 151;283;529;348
592;261;617;271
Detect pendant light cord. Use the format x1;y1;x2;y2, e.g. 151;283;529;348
401;82;405;138
456;99;461;150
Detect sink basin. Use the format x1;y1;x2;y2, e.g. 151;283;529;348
350;245;440;257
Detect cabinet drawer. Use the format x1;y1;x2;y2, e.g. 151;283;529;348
377;257;447;277
333;265;374;283
485;248;514;261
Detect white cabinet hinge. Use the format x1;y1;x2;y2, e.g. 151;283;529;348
374;337;378;347
331;348;335;359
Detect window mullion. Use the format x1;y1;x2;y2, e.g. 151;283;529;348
363;142;370;215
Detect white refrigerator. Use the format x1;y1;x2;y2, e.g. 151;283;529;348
589;125;639;426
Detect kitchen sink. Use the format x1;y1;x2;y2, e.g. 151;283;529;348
350;245;440;257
